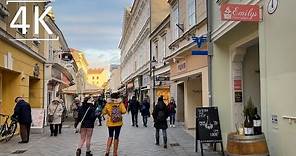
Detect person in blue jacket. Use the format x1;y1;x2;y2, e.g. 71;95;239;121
12;97;32;144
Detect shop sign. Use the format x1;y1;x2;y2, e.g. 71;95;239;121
221;4;261;22
234;80;242;90
31;108;44;128
156;76;170;81
235;91;243;103
177;61;186;73
142;75;150;87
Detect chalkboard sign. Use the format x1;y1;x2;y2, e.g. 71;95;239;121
196;107;222;143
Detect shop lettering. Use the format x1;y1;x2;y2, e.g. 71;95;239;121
221;4;260;22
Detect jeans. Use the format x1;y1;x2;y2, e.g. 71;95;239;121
58;123;62;134
131;112;138;126
142;115;148;127
155;129;167;145
169;113;176;125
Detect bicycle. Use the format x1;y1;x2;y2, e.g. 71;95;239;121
0;114;17;142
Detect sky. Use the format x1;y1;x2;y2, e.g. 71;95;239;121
53;0;133;69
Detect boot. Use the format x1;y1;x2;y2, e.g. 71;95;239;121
76;149;81;156
113;139;119;156
86;151;93;156
105;137;113;156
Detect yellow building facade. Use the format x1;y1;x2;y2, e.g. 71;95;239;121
87;68;108;88
0;2;46;117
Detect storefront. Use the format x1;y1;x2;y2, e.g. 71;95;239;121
140;73;150;101
169;47;208;129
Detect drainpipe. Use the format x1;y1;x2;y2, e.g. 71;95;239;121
207;0;213;107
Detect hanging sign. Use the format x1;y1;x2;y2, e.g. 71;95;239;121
221;4;261;22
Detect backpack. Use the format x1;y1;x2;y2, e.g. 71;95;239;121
157;110;166;122
111;104;122;123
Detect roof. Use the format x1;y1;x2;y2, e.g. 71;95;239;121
87;68;104;74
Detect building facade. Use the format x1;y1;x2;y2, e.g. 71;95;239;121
210;0;296;155
119;0;170;101
165;0;209;129
87;68;108;88
109;65;121;92
0;1;46;118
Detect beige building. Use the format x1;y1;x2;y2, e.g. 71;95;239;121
119;0;170;100
165;0;209;129
210;0;296;155
109;65;121;92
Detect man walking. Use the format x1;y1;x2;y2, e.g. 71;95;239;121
12;97;32;143
128;96;140;127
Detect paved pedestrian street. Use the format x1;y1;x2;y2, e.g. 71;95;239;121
0;117;221;156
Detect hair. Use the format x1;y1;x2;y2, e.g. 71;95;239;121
111;92;119;99
158;96;163;102
15;97;22;103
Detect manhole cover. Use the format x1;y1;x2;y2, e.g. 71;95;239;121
11;150;27;154
170;143;180;147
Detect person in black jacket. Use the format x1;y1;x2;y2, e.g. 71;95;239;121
128;96;140;127
12;97;32;144
76;97;97;156
152;96;169;148
140;96;150;127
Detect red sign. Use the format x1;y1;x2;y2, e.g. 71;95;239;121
234;80;242;90
221;4;260;22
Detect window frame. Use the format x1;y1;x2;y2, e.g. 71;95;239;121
188;0;196;27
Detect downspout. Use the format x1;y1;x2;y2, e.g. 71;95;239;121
207;0;213;107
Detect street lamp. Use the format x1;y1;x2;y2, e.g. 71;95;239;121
151;56;157;107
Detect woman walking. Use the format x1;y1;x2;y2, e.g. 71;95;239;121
152;96;169;148
167;97;176;127
48;99;63;137
140;97;150;127
76;97;96;156
103;92;127;156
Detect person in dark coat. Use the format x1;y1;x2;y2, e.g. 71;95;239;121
94;96;106;126
12;97;32;144
76;97;97;156
167;97;177;127
128;96;140;127
152;96;169;148
140;97;150;127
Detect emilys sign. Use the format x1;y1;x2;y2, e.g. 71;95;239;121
221;4;261;22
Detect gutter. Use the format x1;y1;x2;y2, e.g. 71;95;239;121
207;0;213;106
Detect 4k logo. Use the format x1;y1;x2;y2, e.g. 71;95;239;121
10;6;53;35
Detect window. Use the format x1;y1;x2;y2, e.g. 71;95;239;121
188;0;196;27
163;35;167;58
171;3;179;40
155;42;159;61
97;76;99;80
92;76;95;80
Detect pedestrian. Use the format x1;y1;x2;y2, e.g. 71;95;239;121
71;97;81;129
59;98;67;134
48;99;63;136
140;96;150;127
152;96;169;148
167;97;176;127
76;96;97;156
128;96;140;127
103;92;127;156
95;96;105;126
11;97;32;143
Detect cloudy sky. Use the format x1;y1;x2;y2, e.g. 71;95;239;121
53;0;133;68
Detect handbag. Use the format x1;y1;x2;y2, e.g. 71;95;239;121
48;105;58;123
75;107;90;133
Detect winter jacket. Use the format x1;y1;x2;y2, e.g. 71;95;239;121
48;102;64;125
140;101;150;116
152;101;169;130
167;102;176;114
12;100;32;124
128;99;140;114
103;99;127;127
77;103;96;129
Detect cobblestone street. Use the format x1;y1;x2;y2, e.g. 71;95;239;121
0;116;221;156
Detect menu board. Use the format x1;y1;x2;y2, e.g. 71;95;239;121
196;107;222;143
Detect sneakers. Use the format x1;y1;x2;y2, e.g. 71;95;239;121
164;144;167;149
172;125;176;128
86;151;93;156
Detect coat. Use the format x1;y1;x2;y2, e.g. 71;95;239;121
77;103;96;128
167;101;176;114
140;101;150;116
12;100;32;124
103;99;127;127
128;99;140;114
152;101;169;130
48;103;64;125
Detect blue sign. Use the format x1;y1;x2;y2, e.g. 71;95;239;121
192;36;207;48
192;50;208;55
